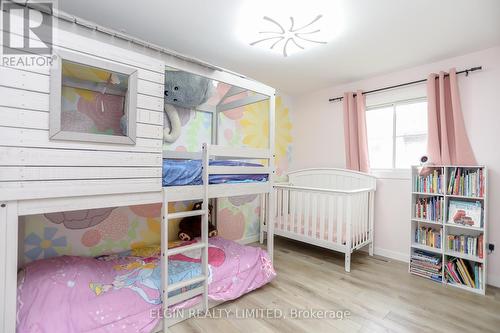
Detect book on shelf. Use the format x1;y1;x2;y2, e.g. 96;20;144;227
447;200;482;228
445;257;483;290
446;234;483;258
414;168;444;193
415;227;442;248
410;250;442;282
447;167;484;197
415;196;444;221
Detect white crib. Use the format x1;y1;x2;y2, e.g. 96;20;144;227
270;168;376;272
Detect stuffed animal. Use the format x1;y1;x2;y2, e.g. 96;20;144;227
163;70;215;143
164;70;214;109
178;202;218;241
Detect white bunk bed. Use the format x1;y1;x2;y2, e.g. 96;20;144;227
268;168;376;272
0;4;276;332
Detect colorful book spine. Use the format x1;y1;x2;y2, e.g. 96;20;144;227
445;258;483;290
415;197;444;221
447;234;482;257
447;167;484;197
414;169;443;193
415;227;442;249
410;250;442;282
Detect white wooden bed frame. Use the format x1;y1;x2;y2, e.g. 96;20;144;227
263;168;376;272
159;145;276;331
0;4;276;332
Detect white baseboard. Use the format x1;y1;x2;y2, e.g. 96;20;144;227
373;247;409;263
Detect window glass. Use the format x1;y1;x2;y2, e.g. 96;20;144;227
366;100;427;169
366;106;393;169
61;60;130;136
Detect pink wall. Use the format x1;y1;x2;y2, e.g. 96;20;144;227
291;46;500;287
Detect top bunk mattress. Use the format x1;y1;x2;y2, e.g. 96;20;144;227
162;159;268;186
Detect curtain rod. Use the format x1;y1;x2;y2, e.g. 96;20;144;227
328;66;482;102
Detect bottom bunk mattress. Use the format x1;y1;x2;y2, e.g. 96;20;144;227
17;237;275;333
162;159;268;186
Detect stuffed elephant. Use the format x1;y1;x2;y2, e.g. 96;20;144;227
163;70;215;143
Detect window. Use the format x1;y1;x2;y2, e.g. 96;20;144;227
366;99;427;169
50;49;138;144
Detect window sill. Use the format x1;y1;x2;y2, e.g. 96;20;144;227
370;169;411;180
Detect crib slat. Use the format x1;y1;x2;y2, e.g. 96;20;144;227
354;194;359;247
290;190;296;233
362;193;367;243
336;196;343;245
328;195;334;243
365;192;369;243
319;194;326;241
304;192;310;237
283;189;289;232
277;189;282;228
296;191;303;235
311;193;317;238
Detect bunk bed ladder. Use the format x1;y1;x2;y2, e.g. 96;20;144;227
161;144;210;332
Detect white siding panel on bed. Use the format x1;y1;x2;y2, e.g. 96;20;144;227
0;66;49;92
0;204;6;331
0;167;161;181
0;107;49;130
138;108;163;125
0;178;161;201
138;80;164;97
137;94;164;112
0;147;161;167
0;86;48;111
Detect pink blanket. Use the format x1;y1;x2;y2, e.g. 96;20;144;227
17;237;275;333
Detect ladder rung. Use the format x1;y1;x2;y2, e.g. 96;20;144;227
167;286;205;306
167;210;206;220
167;275;206;293
167;242;206;256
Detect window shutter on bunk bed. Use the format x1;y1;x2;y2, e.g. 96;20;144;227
426;68;476;165
342;90;370;172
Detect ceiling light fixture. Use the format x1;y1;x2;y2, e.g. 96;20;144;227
237;0;343;57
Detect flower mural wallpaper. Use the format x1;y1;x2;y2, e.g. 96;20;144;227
22;92;293;264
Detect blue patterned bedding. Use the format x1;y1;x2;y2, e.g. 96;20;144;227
162;159;268;186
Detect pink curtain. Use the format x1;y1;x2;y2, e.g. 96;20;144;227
427;68;476;165
343;91;370;172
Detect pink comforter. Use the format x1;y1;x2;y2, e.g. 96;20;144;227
17;237;275;333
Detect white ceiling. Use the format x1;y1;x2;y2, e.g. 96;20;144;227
59;0;500;94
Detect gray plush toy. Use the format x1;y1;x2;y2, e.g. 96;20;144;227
163;70;215;143
164;70;215;109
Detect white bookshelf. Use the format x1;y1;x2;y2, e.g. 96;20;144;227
410;165;487;295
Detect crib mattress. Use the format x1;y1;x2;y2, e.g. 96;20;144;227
16;237;275;333
162;159;268;186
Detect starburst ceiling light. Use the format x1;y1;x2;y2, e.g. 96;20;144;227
237;0;343;57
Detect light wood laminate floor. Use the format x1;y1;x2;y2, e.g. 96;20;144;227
171;237;500;333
